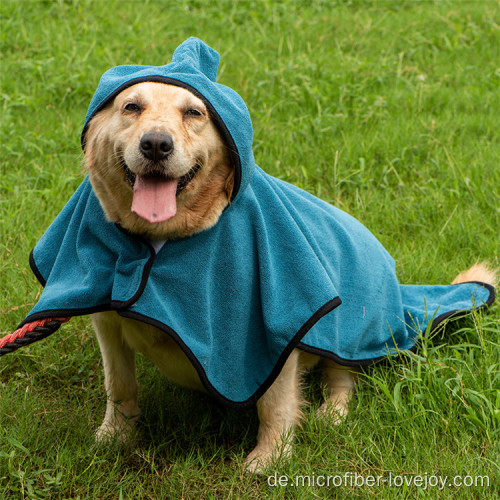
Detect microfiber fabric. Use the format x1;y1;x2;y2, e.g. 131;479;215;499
23;37;495;407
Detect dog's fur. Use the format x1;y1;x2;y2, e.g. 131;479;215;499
85;83;234;241
84;82;497;473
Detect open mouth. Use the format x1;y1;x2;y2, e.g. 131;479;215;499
122;160;201;196
121;159;201;223
175;163;202;195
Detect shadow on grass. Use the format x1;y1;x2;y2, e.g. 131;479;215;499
131;368;260;463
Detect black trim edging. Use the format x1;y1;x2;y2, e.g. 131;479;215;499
110;232;156;309
29;249;46;287
427;281;495;331
17;280;494;404
25;232;157;325
18;304;111;329
298;281;496;367
117;296;342;409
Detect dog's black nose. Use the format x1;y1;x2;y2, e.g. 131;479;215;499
139;132;174;161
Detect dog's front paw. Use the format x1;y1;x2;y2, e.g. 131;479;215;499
95;415;138;445
96;400;141;444
95;422;128;445
243;448;274;475
315;400;348;425
243;441;292;475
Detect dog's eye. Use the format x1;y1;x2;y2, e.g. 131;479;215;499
124;102;141;113
184;108;203;117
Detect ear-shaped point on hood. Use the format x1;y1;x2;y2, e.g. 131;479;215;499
171;37;220;82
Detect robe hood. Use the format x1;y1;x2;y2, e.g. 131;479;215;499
22;38;495;407
81;37;254;202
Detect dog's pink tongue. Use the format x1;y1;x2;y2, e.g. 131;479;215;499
131;176;177;223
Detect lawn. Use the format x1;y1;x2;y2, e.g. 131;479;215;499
1;0;499;498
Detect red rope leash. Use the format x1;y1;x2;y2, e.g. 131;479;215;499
0;317;71;356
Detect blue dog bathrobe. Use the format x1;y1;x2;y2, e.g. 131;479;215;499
22;38;495;407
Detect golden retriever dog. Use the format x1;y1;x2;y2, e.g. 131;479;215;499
84;81;497;473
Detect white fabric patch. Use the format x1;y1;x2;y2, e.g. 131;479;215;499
149;239;167;254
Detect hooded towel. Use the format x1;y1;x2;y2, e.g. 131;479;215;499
23;38;495;407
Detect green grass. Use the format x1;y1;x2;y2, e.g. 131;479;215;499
1;0;499;498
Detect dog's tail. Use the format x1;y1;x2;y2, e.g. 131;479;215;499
451;262;498;288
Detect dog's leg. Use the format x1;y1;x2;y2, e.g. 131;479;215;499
92;312;141;443
317;359;359;423
244;349;303;474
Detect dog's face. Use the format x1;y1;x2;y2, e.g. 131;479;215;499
84;82;233;240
